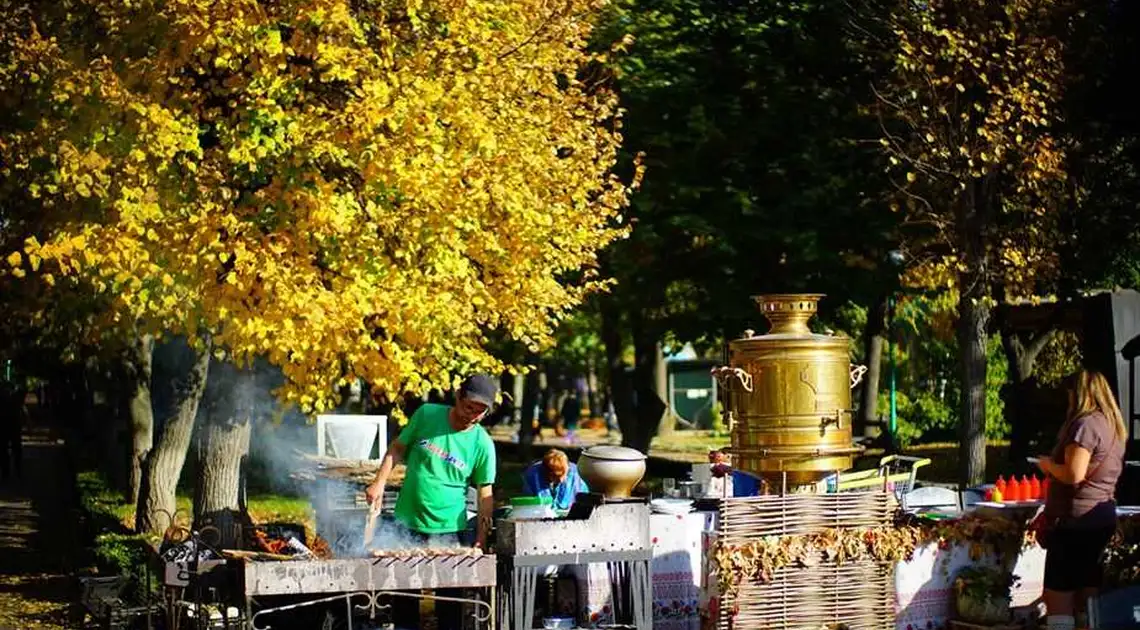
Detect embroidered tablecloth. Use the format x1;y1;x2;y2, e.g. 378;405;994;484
572;512;710;628
894;542;1046;630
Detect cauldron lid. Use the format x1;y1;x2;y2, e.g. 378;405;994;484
581;445;647;461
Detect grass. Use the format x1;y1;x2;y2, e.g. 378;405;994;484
110;494;315;534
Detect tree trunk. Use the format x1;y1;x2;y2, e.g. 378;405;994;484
519;369;540;450
586;356;599;420
956;181;993;489
194;358;254;548
125;333;155;508
511;372;525;425
653;342;674;437
1000;326;1055;473
135;338;210;536
628;321;666;454
858;297;888;438
601;297;637;447
958;292;989;489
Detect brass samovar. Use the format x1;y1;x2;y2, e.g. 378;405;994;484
715;294;866;488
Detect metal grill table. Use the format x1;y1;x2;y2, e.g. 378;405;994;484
496;495;652;630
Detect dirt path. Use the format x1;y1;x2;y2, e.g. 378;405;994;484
0;425;79;630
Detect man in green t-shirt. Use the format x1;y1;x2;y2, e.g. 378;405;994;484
365;375;498;627
366;374;498;549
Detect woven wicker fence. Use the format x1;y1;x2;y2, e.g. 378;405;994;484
712;492;898;629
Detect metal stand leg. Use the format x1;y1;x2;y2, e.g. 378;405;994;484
632;559;651;630
488;586;497;630
512;566;539;630
607;561;628;622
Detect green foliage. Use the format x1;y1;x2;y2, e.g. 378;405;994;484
880;390;950;448
709;401;728;438
1034;331;1082;388
75;472;156;600
868;295;1009;447
594;0;897;347
985;337;1009;439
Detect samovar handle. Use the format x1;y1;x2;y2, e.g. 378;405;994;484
849;364;868;389
710;366;754;393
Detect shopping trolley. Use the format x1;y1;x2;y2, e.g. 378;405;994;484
816;455;932;498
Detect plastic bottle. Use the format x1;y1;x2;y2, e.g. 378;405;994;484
991;487;1004;503
995;476;1007;496
1042;476;1051;499
1028;475;1041;500
1007;476;1021;502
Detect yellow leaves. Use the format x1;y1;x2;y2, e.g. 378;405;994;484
874;0;1070;301
4;0;631;411
6;252;21;269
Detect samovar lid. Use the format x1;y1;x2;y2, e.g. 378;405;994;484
734;294;845;342
581;445;648;461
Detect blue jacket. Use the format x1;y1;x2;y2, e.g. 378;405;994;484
521;461;589;510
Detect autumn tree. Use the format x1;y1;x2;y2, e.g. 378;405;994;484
1;0;635;532
591;0;896;451
872;0;1067;486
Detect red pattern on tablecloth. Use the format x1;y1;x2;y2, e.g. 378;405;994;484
894;542;1046;630
573;512;708;629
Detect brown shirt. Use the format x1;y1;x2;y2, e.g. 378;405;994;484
1046;410;1124;522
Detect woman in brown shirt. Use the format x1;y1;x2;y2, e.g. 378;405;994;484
1035;370;1126;630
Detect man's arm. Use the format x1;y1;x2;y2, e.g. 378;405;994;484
366;439;406;505
475;484;494;550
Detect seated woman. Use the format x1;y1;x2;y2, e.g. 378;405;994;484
521;449;589;510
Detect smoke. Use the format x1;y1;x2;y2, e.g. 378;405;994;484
199;356;440;557
312;478;459;557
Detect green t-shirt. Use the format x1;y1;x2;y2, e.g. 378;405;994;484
393;403;497;534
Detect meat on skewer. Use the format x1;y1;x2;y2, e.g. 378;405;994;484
369;547;483;559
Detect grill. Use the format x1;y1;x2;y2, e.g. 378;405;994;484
246;554;498;630
497;493;653;630
311;478;400;556
243;555;498;596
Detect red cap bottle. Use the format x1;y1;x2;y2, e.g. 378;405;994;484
995;476;1007;496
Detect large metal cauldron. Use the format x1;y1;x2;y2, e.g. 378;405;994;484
717;294;864;487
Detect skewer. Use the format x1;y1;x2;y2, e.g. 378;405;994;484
362;497;381;547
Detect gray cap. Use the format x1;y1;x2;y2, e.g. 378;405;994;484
459;374;499;407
